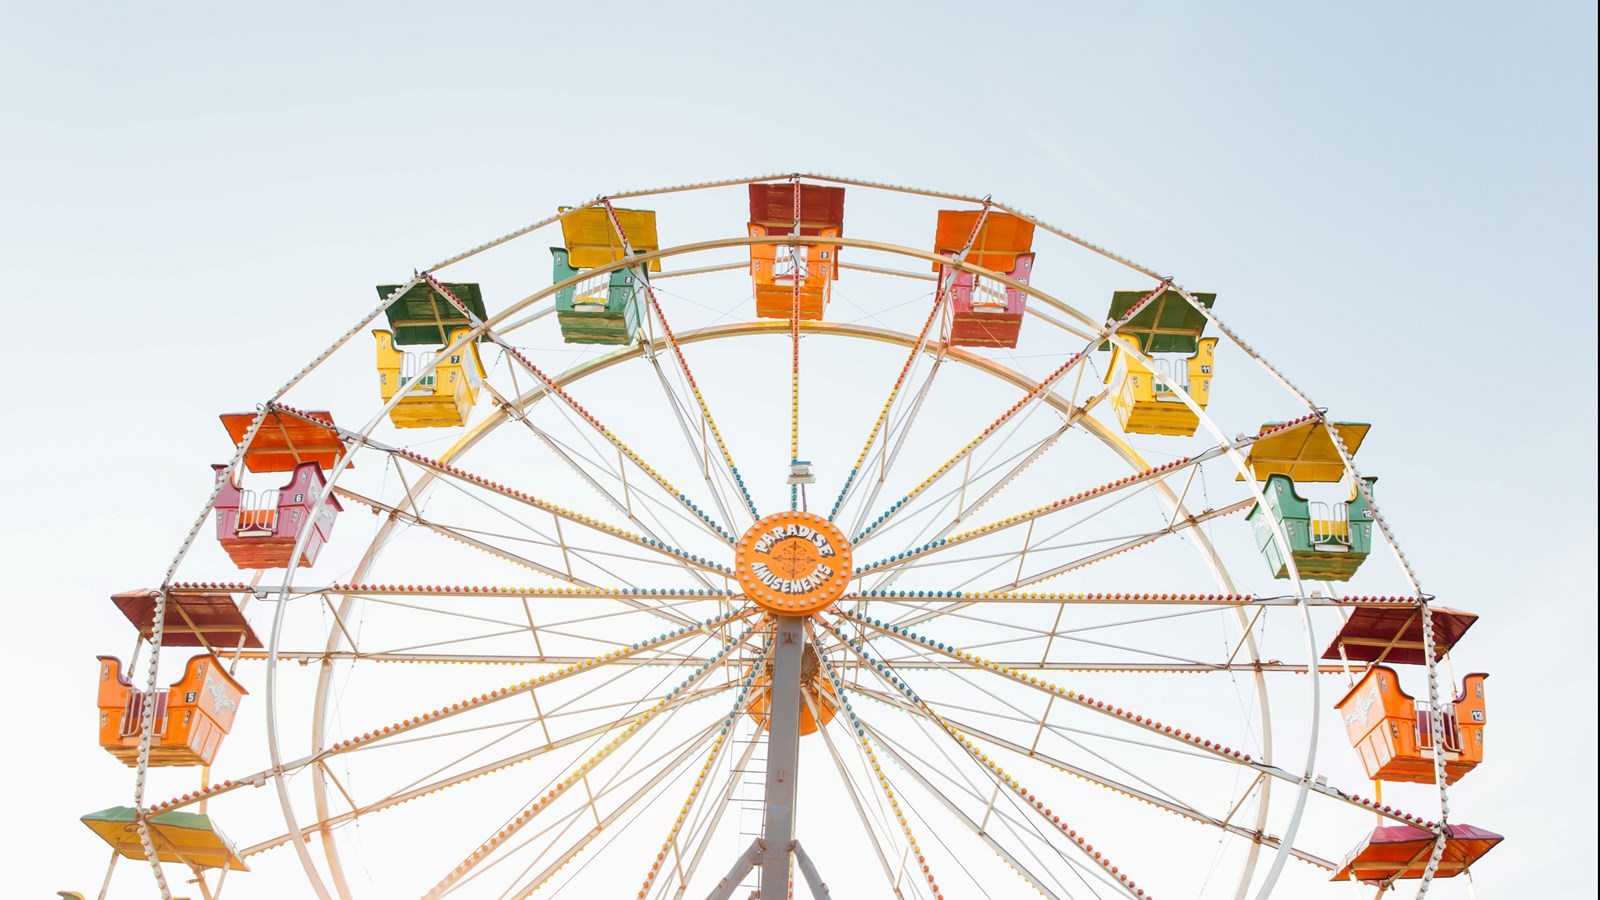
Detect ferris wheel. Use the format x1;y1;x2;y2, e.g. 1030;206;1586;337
78;175;1500;900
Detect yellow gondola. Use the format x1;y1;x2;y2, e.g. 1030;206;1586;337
1103;334;1218;436
374;326;484;428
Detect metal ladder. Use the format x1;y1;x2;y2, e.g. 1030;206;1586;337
731;713;767;894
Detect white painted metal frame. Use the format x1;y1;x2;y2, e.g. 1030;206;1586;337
113;174;1447;900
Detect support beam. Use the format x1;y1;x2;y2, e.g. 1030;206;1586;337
760;616;806;898
791;841;831;898
706;840;765;900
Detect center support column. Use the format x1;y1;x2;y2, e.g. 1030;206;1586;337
760;615;806;898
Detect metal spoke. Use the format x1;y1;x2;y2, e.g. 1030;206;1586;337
832;627;1151;899
634;640;770;898
853;441;1254;582
476;379;720;590
879;499;1253;629
419;274;736;545
830;201;994;526
390;446;730;579
598;199;759;523
463;718;728;899
424;614;764;896
667;724;765;898
810;693;915;898
822;613;1432;829
849;280;1175;547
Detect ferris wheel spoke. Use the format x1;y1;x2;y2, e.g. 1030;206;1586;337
462;707;729;897
830;201;997;528
341;687;703;777
597;198;759;523
832;621;1214;815
239;705;694;862
470;395;729;576
446;714;728;899
496;717;731;900
860;675;1217;824
851;720;1075;896
876;719;1202;900
830;630;1149;899
361;626;539;658
638;344;745;530
247;669;727;840
863;601;1247;672
477;380;723;589
422;614;763;897
332;486;598;587
633;645;769;899
537;410;737;559
312;610;749;763
849;278;1176;548
855;385;1106;567
877;595;1232;640
869;498;1253;629
853;443;1242;583
861;719;1130;900
837;611;1255;758
295;646;740;834
892;707;1337;883
842;342;952;537
332;487;713;629
241;649;721;668
341;607;706;663
789;210;803;510
426;519;699;586
418;274;737;547
808;693;929;896
385;445;733;580
841;682;1051;855
806;639;951;900
664;718;765;897
815;635;1080;898
935;390;1108;536
372;634;730;782
991;500;1251;593
840;419;1079;573
228;591;733;666
906;621;1220;671
830;613;1440;833
936;716;1337;874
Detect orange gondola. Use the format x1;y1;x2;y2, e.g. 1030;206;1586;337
746;643;838;736
1336;664;1487;784
748;184;845;320
96;654;246;767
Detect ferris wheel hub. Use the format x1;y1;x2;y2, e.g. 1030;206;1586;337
734;511;853;616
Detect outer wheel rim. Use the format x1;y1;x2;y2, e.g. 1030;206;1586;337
118;176;1347;898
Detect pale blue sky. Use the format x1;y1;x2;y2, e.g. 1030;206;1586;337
3;2;1594;896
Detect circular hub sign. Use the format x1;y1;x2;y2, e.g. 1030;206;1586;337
735;511;853;615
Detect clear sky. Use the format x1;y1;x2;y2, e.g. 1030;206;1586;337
2;2;1594;897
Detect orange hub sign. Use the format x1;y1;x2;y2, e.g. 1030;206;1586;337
735;511;853;615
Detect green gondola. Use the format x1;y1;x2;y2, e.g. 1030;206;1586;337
1248;473;1377;581
551;247;646;346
